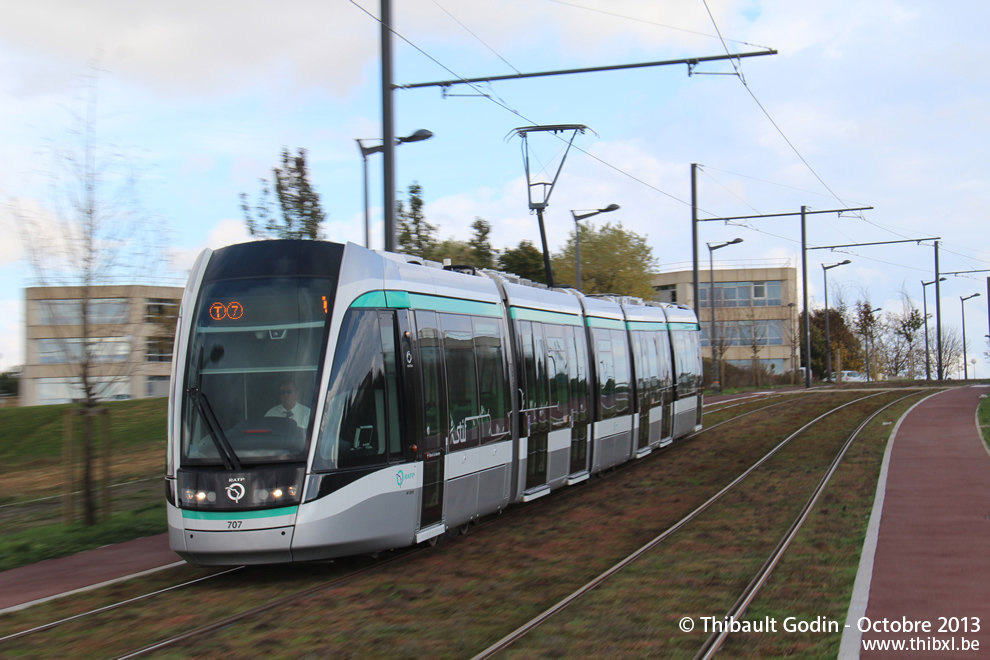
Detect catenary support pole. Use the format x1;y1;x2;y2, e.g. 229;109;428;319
381;0;396;252
802;206;811;388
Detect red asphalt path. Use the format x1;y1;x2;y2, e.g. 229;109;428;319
843;385;990;658
0;533;179;612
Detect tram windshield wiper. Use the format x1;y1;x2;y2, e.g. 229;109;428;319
187;388;242;471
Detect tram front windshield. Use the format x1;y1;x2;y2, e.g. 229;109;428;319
182;277;331;466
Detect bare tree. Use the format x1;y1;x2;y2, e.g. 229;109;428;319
742;305;772;386
936;326;965;380
11;67;166;524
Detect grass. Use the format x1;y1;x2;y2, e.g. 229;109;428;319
979;393;990;447
0;398;168;571
0;397;168;475
0;501;165;572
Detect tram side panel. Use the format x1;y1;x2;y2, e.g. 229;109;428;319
588;322;635;471
664;306;704;438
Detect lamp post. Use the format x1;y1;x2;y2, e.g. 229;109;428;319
707;238;743;392
863;306;883;382
570;204;619;292
921;277;945;381
822;260;851;381
961;292;980;379
357;129;433;249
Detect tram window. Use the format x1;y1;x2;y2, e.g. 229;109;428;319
474;317;510;444
181;276;329;466
672;330;701;392
545;324;569;428
611;329;631;416
658;328;673;389
416;312;448;452
594;328;616;419
518;321;540;410
313;310;390;471
566;325;591;424
379;312;402;457
441;313;481;449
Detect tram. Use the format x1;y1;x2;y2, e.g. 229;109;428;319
166;240;703;565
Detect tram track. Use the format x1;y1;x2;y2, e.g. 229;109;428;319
470;390;924;659
0;390;810;640
0;389;926;657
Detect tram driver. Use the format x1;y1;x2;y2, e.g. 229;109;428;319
266;378;311;428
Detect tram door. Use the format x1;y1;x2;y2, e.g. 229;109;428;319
566;325;591;475
416;312;447;530
518;321;550;491
635;332;653;451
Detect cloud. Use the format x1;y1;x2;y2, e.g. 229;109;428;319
0;296;24;371
0;1;744;101
170;218;254;273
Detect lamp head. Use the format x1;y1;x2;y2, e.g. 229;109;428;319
399;129;434;143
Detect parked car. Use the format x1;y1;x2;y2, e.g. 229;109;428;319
834;370;866;383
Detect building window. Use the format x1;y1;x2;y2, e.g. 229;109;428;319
37;337;130;364
146;336;174;363
36;376;130;405
146;299;179;324
146;375;170;398
700;281;783;308
39;299;129;325
654;284;677;304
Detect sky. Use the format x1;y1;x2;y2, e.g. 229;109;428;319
1;0;989;377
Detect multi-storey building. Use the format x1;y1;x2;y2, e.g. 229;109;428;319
652;261;800;380
22;285;182;406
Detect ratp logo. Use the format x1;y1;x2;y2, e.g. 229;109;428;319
396;470;416;487
225;482;246;502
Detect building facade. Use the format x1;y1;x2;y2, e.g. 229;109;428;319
652;262;800;380
22;285;182;406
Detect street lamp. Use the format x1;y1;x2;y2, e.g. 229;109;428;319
822;260;851;381
961;292;980;379
921;277;946;381
863;306;883;382
707;238;744;392
570;204;620;292
357;129;433;249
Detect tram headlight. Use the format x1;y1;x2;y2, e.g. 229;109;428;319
272;488;283;498
196;491;207;501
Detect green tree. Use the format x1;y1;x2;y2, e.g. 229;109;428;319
552;222;657;298
430;238;472;264
499;240;547;283
396;181;437;258
804;307;862;379
241;148;326;240
468;218;495;270
0;370;18;397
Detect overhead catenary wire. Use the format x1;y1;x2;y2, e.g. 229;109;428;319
430;0;522;75
547;0;773;51
355;1;973;279
350;0;698;210
697;0;932;251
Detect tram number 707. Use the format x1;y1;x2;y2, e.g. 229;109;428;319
227;520;243;529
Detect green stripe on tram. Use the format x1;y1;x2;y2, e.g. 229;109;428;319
586;316;625;330
351;290;502;317
510;307;583;326
182;505;299;520
626;320;670;331
669;322;700;331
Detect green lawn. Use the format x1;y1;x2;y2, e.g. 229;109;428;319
0;398;169;571
0;397;167;474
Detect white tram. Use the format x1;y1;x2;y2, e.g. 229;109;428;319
166;240;703;565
